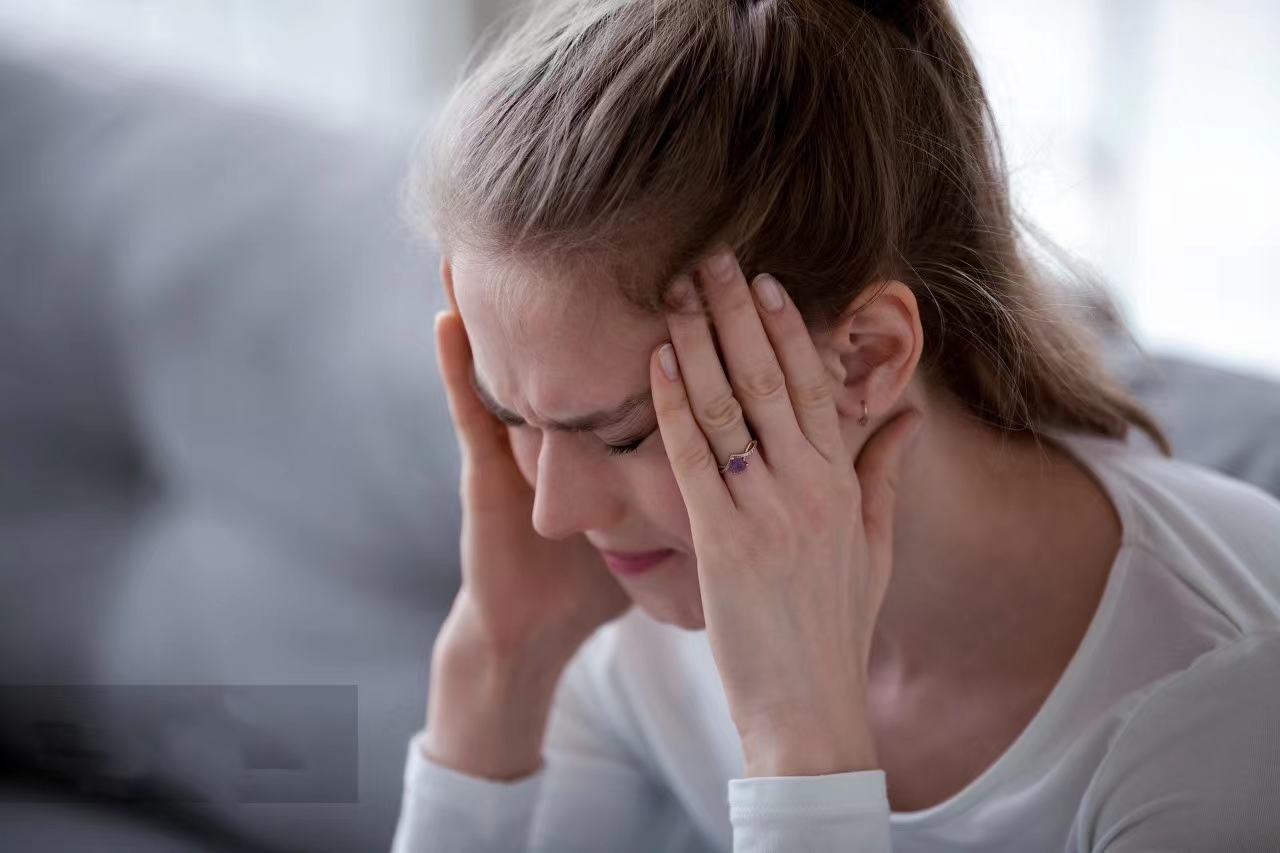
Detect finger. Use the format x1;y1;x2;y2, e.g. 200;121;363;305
698;250;807;458
665;274;757;468
434;311;512;462
749;273;845;462
650;342;735;518
853;409;922;557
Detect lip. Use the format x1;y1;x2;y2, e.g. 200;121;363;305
598;548;675;577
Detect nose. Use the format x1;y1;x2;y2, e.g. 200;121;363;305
530;433;622;540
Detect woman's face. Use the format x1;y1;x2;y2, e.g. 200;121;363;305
451;255;707;629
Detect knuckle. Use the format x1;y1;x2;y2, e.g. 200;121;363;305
674;443;718;476
700;391;744;432
705;251;741;285
792;376;834;411
739;363;786;401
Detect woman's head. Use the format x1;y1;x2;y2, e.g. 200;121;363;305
411;0;1166;628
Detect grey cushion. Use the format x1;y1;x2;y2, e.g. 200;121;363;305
1108;344;1280;497
0;35;459;852
0;767;260;853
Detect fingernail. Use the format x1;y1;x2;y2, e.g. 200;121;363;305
753;275;784;312
658;343;680;380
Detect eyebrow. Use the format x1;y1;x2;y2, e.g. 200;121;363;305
469;365;654;432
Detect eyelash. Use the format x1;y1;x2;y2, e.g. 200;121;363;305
606;440;644;456
509;423;652;457
606;431;652;456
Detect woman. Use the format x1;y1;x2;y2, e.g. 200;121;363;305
392;0;1280;850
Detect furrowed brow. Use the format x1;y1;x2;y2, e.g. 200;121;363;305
469;365;652;432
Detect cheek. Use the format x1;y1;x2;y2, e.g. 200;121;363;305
634;452;694;541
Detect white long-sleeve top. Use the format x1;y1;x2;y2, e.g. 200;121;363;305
391;434;1280;852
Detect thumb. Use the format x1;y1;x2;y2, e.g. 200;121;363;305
853;409;922;551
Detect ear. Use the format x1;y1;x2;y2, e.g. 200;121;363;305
817;281;924;424
440;256;460;313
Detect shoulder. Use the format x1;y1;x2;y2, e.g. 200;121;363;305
1074;433;1280;543
1074;630;1280;851
1064;434;1280;625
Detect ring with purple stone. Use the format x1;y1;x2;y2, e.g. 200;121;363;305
718;439;760;476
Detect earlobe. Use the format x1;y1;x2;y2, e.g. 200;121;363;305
828;281;923;423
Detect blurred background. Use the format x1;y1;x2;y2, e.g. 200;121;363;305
1;0;1276;378
0;2;1276;853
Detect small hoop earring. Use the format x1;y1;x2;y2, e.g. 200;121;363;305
857;400;869;428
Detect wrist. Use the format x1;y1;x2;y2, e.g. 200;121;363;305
739;711;879;779
423;625;573;781
435;593;594;674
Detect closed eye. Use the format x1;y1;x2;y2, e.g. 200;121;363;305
507;423;654;456
606;427;656;456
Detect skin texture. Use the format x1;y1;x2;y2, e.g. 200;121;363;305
431;247;1121;806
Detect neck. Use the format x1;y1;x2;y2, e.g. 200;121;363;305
868;390;1121;696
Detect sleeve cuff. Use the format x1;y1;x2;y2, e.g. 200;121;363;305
728;769;890;823
393;730;545;851
404;729;546;800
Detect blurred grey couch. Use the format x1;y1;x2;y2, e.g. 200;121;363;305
0;34;1278;853
0;34;459;853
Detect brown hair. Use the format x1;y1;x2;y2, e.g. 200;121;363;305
409;0;1169;452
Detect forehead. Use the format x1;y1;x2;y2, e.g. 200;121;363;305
450;253;667;418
